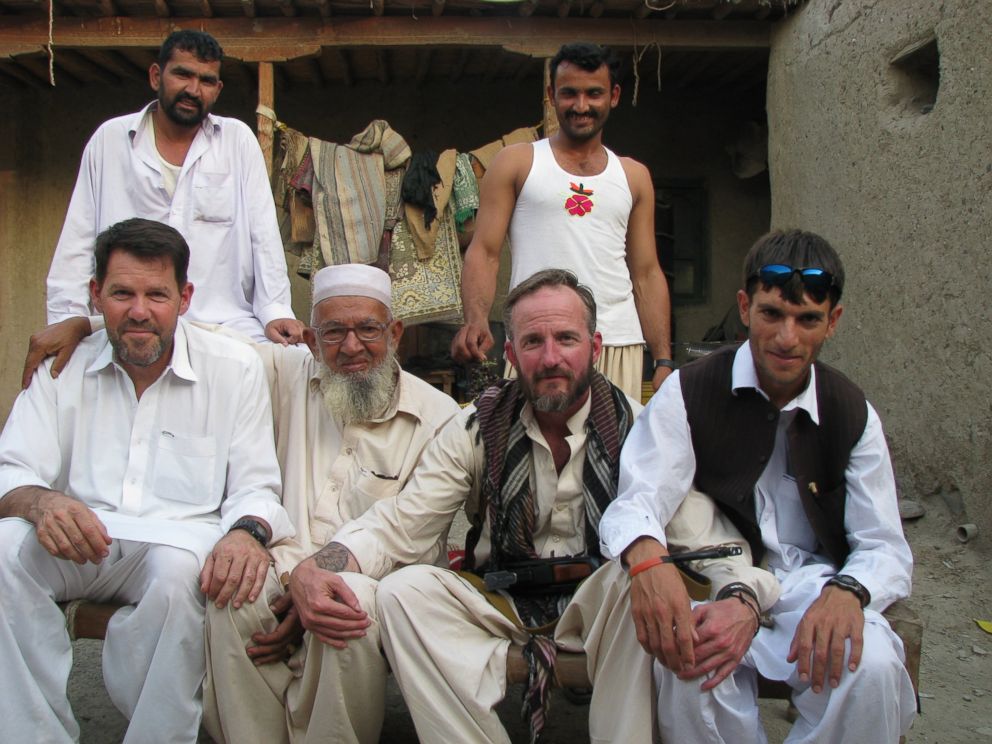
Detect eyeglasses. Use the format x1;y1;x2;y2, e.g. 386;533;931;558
751;264;835;293
312;321;389;345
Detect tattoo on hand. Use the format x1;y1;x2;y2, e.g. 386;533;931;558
313;542;350;572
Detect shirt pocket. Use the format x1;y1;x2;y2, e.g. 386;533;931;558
152;433;218;505
192;171;235;224
344;461;402;519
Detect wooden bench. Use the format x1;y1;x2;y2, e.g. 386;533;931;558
63;599;922;699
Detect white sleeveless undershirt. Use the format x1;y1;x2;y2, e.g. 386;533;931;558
145;114;181;199
508;139;643;346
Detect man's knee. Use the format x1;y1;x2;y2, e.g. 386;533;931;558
206;569;282;640
140;545;203;606
376;564;448;617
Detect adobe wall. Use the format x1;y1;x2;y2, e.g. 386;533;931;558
767;0;992;535
0;60;769;421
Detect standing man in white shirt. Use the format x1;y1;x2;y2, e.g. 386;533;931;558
599;229;916;743
451;42;672;399
0;218;294;743
42;29;302;351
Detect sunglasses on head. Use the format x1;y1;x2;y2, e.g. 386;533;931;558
751;264;835;293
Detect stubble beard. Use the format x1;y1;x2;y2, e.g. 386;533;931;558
108;324;169;368
317;347;399;425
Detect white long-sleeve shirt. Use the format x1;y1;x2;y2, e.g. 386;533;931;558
47;102;295;341
0;319;294;563
601;343;912;613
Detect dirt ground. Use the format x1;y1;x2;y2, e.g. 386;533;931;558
67;490;992;743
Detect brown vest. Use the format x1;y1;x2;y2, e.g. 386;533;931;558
680;345;868;568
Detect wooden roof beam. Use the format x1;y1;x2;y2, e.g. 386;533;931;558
371;0;385;16
335;48;352;86
0;18;770;63
375;49;389;83
415;47;431;86
98;0;120;16
557;0;571;18
712;2;734;20
588;1;604;18
199;0;214;18
82;48;147;80
241;0;256;18
307;57;324;85
432;0;444;16
275;0;297;17
450;48;470;82
314;0;332;17
0;62;46;89
58;48;123;84
152;0;171;18
518;0;536;17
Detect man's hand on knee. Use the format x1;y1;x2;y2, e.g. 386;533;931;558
201;529;271;610
289;556;370;649
678;597;759;690
17;487;111;564
787;584;865;694
624;538;697;672
247;591;305;665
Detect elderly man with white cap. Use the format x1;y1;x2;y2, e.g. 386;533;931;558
200;263;461;744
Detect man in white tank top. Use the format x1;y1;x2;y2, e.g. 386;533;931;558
452;42;673;399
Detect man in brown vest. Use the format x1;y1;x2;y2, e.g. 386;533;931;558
599;230;916;742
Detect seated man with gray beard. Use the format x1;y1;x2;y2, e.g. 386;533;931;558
201;264;461;744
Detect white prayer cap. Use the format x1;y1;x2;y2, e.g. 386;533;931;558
312;264;392;310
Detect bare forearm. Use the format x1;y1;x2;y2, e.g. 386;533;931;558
313;542;360;573
632;267;672;360
460;243;501;327
0;485;59;522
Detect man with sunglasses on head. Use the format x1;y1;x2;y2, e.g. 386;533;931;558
599;230;916;743
201;264;460;744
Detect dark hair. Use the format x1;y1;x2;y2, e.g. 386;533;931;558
94;218;190;288
158;30;224;68
743;229;845;307
503;269;597;339
550;42;620;89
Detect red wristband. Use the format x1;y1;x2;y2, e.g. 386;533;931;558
629;555;667;578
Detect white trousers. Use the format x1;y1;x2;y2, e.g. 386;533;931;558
203;569;386;744
654;600;917;744
0;518;206;744
376;561;654;744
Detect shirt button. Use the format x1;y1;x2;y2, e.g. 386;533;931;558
552;535;561;543
766;412;776;422
759;455;768;463
555;503;566;511
737;493;746;503
345;448;353;455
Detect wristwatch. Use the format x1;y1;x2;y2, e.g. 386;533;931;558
230;517;270;547
826;574;871;609
653;358;675;371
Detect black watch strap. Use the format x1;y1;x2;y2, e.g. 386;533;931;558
653;358;675;370
230;517;270;547
826;574;870;609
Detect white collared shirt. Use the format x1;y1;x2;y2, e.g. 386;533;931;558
47;102;294;341
601;343;912;611
0;319;294;560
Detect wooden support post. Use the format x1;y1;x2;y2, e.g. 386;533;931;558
257;61;275;179
542;58;558;137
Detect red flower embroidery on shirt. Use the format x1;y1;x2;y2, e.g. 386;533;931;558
564;182;595;217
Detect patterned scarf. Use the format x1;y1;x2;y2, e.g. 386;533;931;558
464;372;633;741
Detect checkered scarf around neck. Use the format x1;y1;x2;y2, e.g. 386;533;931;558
463;373;633;742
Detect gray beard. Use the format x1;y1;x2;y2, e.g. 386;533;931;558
317;350;398;425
